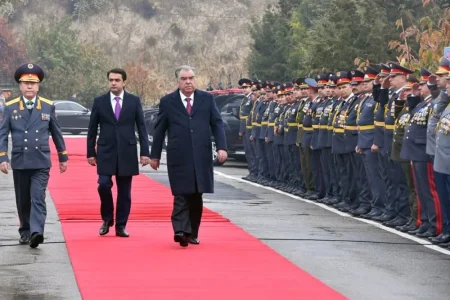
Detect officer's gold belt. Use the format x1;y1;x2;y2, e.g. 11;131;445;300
288;122;298;127
246;126;252;129
252;123;261;127
312;125;319;129
303;127;313;132
358;125;375;131
345;125;358;130
319;125;328;129
333;128;345;133
327;126;333;130
269;123;275;126
374;121;385;127
261;122;268;125
240;116;248;120
297;124;303;128
385;125;395;130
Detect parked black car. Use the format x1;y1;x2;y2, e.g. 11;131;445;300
144;89;246;166
53;100;91;134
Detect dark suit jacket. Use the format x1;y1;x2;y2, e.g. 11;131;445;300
150;89;227;195
87;91;149;176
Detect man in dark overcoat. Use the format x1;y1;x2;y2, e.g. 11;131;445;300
150;65;227;247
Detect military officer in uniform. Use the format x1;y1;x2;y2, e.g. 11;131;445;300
434;73;450;248
0;63;68;248
400;68;443;237
372;62;411;223
264;83;278;186
355;66;387;217
326;75;342;204
296;78;314;197
332;71;353;211
389;74;419;229
238;78;255;181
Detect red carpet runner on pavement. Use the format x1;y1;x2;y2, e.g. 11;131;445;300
48;137;346;300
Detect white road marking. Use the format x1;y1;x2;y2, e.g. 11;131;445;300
213;170;450;256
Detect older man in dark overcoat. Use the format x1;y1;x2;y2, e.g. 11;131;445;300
150;65;227;247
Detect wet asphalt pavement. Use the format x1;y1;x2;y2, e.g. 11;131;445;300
1;136;450;299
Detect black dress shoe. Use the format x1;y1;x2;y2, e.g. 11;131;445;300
430;234;450;244
416;230;437;238
383;216;408;228
188;237;200;245
29;233;44;248
19;233;30;245
174;232;188;247
99;220;114;236
115;228;129;237
372;213;396;222
408;225;429;235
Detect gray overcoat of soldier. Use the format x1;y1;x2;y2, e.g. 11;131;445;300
0;63;68;248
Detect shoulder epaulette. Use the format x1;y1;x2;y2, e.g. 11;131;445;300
39;97;53;105
6;97;20;106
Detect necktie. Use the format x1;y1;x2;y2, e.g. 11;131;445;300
186;98;192;115
114;97;121;120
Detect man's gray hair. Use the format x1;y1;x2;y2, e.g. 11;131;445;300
175;65;196;79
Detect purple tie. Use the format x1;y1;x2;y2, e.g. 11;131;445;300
114;97;121;120
186;98;192;115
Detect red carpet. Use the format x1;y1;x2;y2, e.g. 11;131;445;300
47;138;346;300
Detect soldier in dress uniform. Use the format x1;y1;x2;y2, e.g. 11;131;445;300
372;62;411;223
302;78;320;200
332;71;354;212
283;82;305;195
238;78;255;181
254;82;270;184
264;82;279;186
345;70;372;214
370;63;393;220
315;74;333;203
309;75;327;201
356;66;386;218
434;73;450;248
273;86;288;188
325;74;342;205
0;63;68;248
296;78;315;197
249;81;262;182
400;68;443;237
425;57;450;240
388;74;419;229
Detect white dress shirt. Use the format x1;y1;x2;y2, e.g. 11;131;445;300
110;91;124;112
179;91;194;108
23;96;36;109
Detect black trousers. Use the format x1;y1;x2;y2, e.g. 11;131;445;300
13;168;50;235
98;175;132;229
172;179;203;238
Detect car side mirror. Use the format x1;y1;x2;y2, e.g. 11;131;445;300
83;108;89;114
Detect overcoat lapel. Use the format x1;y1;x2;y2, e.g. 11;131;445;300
172;90;189;116
190;90;204;116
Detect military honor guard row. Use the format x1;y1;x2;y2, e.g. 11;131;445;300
238;57;450;248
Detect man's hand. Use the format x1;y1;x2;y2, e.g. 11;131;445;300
0;162;9;174
371;144;379;153
428;74;437;85
59;162;67;174
217;150;228;163
239;132;243;137
140;156;150;167
88;157;97;166
150;159;160;170
381;75;391;89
